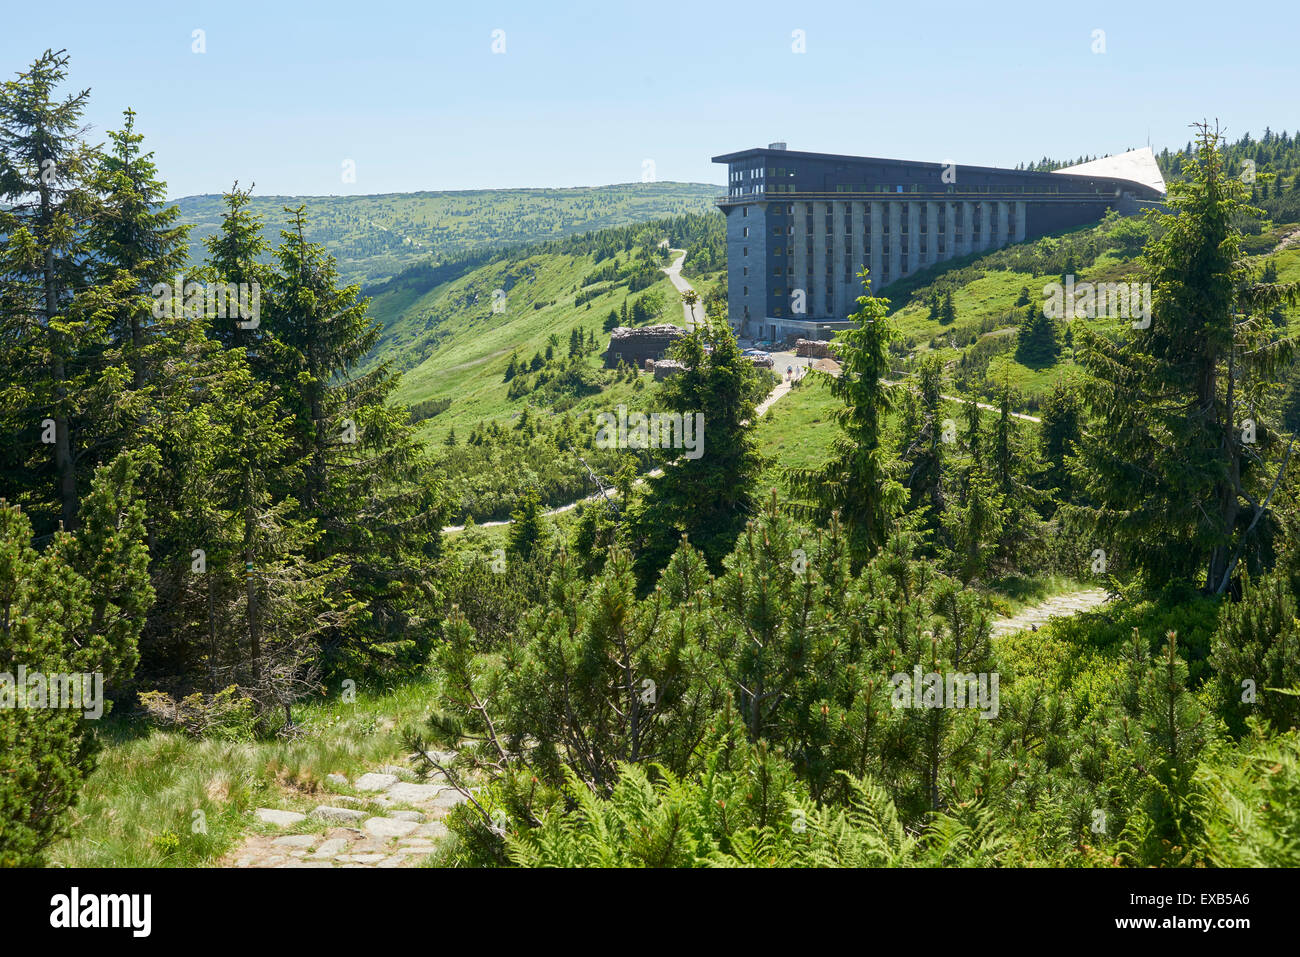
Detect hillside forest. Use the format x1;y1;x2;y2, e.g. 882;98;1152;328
3;50;1300;870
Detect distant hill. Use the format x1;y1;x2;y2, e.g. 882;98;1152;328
173;182;721;287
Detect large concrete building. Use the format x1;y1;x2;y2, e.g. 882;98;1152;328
712;143;1166;341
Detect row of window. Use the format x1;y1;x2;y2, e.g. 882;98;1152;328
747;201;1023;215
747;223;1014;243
746;222;1015;259
739;229;1013;273
750;183;1098;195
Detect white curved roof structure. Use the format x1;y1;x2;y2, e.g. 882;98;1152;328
1054;147;1167;196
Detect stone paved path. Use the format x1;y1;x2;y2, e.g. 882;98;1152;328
226;589;1109;867
226;753;469;868
990;587;1110;638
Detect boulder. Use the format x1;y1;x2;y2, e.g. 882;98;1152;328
313;805;367;823
364;817;420;838
354;772;399;792
254;808;306;828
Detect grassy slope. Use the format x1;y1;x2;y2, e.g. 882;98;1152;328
379;249;725;443
50;681;440;867
754;374;839;492
883;224;1300;403
175;182;720;287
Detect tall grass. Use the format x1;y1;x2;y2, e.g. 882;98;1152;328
49;678;443;867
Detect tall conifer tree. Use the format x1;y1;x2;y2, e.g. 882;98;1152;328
0;49;123;535
1068;124;1300;591
786;270;905;569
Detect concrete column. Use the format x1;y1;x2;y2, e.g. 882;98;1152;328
869;202;883;294
791;203;807;318
904;201;915;276
832;201;848;317
851;201;867;301
937;202;950;263
925;201;939;267
979;201;993;251
887;202;901;285
1014;201;1027;242
811;202;827;320
906;202;921;277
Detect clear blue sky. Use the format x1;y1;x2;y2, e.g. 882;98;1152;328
5;0;1296;200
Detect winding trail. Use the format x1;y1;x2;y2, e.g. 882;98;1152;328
662;248;705;331
989;587;1110;637
882;376;1042;424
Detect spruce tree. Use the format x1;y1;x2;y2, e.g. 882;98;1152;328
86;112;225;683
89;108;190;392
210;358;344;720
940;291;956;326
787;270;905;569
897;354;947;535
633;318;765;578
942;460;1005;584
262;207;443;675
200;183;273;357
0;49;122;535
1037;382;1082;504
506;486;548;563
1015;307;1059;366
1068;124;1300;592
989;381;1044;565
1127;632;1209;865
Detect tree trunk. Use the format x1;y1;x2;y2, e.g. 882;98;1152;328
1205;341;1240;591
130;311;145;391
244;472;261;691
41;177;79;532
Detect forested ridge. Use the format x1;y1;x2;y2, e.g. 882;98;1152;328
174;180;720;288
4;50;1300;871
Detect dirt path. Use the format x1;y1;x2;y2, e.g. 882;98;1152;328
662;249;706;331
882;377;1041;424
940;392;1041;424
755;366;808;417
990;587;1110;638
1271;227;1300;253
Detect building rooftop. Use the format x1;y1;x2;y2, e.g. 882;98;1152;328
712;144;1165;198
1053;147;1167;197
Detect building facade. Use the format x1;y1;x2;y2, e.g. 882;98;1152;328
713;143;1166;341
